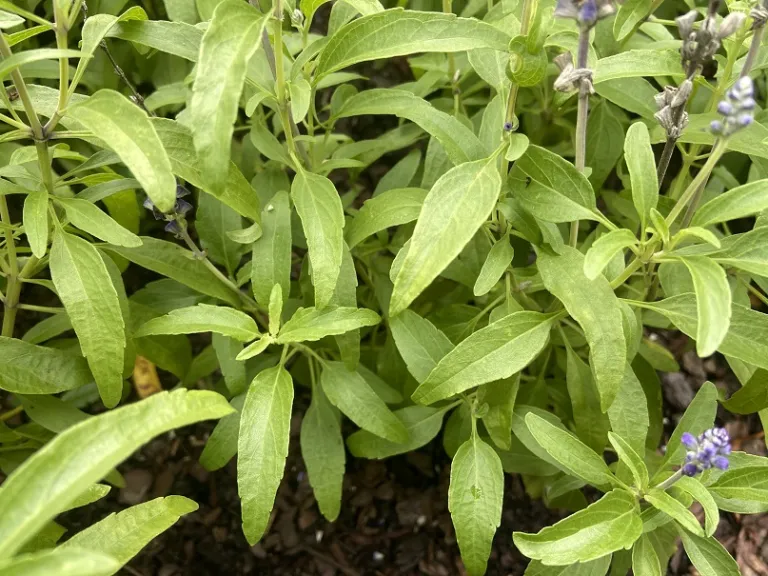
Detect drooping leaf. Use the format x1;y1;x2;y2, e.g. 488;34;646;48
0;390;232;557
61;496;197;570
608;432;648;490
65;90;176;213
632;534;663;576
238;366;294;544
449;431;504;576
321;361;408;443
345;187;427;248
56;198;142;247
566;346;609;454
23;189;48;258
0;548;119;576
722;369;768;414
677;529;740;576
538;247;626;411
301;383;345;521
474;236;514;296
390;153;502;316
624;122;658;229
251;190;292;308
692;179;768;227
0;337;92;394
390;309;454;383
644;488;704;537
50;230;125;408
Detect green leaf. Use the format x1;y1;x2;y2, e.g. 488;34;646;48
722;369;768;414
347;405;449;459
538;247;626;411
50;230;125;408
0;548;119;576
321;361;408;443
513;490;642;565
624;122;658;229
566;346;609;454
390;309;454;383
23;189;48;258
584;230;637;281
334;89;486;164
196;192;243;274
276;306;380;343
104;237;240;306
390;153;502;316
592;50;683;84
691;179;768;227
675;476;719;537
106;19;203;61
412;311;555;405
152;118;261;221
511;145;599;224
251;190;292;307
61;496;197;570
586;101;624;190
607;366;649;455
710;466;768;506
329;243;360;369
525;557;612;575
66;90;175;213
190;0;265;193
449;432;504;576
316;9;510;78
289;77;311;124
238;366;293;544
345;187;427;248
292;170;345;308
474;236;514;296
613;0;652;41
672;256;731;357
301;383;345;521
135;304;260;341
653;381;717;480
608;432;648;490
481;375;519;450
632;534;663;576
525;412;616;489
0;389;232;557
56;198;142;247
235;337;271;361
678;530;740;576
0;338;91;394
630;296;768;373
644;488;704;536
200;394;245;471
0;48;82;80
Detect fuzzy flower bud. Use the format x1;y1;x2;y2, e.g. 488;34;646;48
711;76;756;136
718;12;746;38
681;428;731;476
555;0;615;27
553;51;594;93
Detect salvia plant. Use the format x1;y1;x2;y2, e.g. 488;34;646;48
3;0;768;573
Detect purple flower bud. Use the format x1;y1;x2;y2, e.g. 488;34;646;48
176;185;191;199
738;113;754;127
165;220;181;235
735;75;754;97
578;0;597;24
710;120;724;134
174;198;193;217
717;100;733;115
741;97;756;110
679;427;731;477
503;121;513;132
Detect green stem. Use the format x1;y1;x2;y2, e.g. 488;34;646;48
0;33;44;140
0;405;23;422
656;469;683;491
610;256;644;289
2;256;39;338
666;140;725;227
570;25;591;247
45;0;70;133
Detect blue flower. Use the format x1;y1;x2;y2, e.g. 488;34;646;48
681;427;731;477
711;76;756;136
143;185;193;220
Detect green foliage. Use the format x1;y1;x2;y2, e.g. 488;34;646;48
2;0;768;573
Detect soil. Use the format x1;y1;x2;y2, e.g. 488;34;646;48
55;340;768;576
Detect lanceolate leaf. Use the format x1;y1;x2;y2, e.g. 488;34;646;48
390;309;454;383
537;247;626;411
251;190;292;307
334;89;486;164
644;488;704;537
61;496;198;570
448;432;504;576
23;189;48;258
677;530;740;576
301;383;345;521
292;170;345;308
316;9;510;78
0;548;119;576
134;304;260;341
583;229;637;281
412;311;555;405
474;237;514;297
691;179;768;227
673;256;731;357
390;153;502;316
345;187;427;248
276;306;381;343
513;490;642;565
624;122;658;228
56;198;142;247
0;337;92;394
238;366;294;544
321;361;408;443
50;230;125;408
65;90;176;213
0;390;232;557
190;0;265;193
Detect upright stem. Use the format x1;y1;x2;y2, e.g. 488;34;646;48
443;0;460;115
2;256;38;337
46;0;70;133
0;34;44;140
666;140;725;226
503;0;534;127
570;26;590;247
